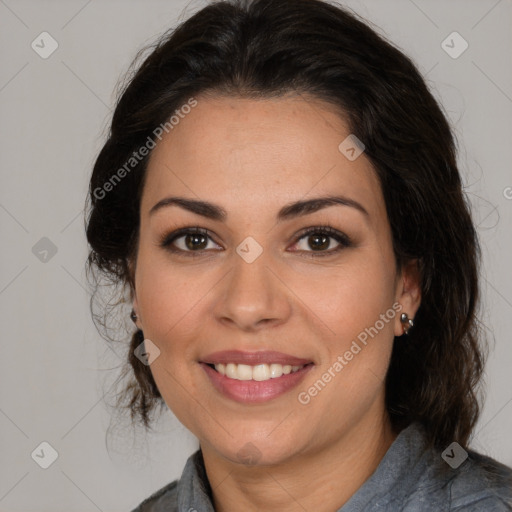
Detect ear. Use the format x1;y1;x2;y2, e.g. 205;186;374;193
130;292;144;331
127;259;143;330
394;259;422;337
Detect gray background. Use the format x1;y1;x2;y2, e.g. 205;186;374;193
0;0;511;510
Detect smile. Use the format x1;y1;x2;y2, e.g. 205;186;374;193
200;362;314;403
211;362;306;381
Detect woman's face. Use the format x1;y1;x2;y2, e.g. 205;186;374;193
132;93;420;465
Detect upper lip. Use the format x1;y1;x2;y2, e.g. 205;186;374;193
200;350;313;366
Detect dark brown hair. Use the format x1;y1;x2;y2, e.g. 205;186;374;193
85;0;485;449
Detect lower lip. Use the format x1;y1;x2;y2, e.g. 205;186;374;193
200;363;314;403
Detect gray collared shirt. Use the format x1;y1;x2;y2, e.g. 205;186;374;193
131;422;512;511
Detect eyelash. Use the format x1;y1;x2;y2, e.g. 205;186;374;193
158;225;352;259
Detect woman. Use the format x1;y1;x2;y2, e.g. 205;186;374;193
85;0;512;510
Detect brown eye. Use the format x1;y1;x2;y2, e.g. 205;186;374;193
290;226;352;256
160;227;222;254
306;233;331;251
183;233;208;250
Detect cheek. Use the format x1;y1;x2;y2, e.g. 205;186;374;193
134;249;211;351
290;255;398;408
291;255;397;340
293;260;397;413
134;253;211;425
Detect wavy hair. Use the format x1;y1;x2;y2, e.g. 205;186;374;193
85;0;485;449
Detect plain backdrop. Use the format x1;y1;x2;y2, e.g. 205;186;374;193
0;0;511;510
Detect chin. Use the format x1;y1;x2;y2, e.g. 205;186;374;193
211;435;303;468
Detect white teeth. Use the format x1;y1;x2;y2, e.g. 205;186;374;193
269;364;283;378
237;364;253;381
253;364;270;381
225;363;238;379
212;362;306;381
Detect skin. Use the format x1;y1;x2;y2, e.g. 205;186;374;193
131;93;421;512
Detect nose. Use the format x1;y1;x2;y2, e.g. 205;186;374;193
213;248;292;332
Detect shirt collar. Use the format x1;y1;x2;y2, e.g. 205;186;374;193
176;422;429;512
177;447;215;512
339;422;432;510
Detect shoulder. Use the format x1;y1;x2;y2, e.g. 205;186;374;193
404;443;512;511
374;423;512;511
130;448;212;512
130;479;179;512
444;450;512;510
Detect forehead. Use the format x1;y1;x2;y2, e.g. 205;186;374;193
142;94;384;221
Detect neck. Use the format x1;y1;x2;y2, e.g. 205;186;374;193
201;410;398;512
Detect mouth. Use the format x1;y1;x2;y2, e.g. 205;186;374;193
205;362;314;382
199;350;315;403
200;362;314;403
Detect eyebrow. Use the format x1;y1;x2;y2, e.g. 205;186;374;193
149;195;369;221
